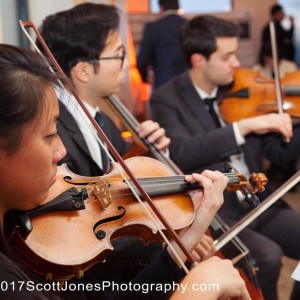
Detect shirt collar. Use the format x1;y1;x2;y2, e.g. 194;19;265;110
163;9;180;15
192;84;218;100
83;101;99;118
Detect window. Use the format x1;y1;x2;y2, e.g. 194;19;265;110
150;0;232;14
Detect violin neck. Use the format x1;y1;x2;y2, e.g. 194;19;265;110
128;174;240;198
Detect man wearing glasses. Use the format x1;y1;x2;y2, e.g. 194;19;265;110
37;3;174;295
38;3;170;178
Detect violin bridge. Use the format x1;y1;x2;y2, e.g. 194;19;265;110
92;181;112;209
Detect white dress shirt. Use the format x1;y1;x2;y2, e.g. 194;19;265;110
56;88;107;170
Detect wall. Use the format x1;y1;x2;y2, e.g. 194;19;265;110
233;0;276;64
0;0;19;45
27;0;75;28
127;0;149;13
130;11;257;67
128;0;278;68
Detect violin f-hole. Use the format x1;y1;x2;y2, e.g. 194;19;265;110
93;206;126;240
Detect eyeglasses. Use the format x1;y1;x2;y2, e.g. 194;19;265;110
97;49;126;68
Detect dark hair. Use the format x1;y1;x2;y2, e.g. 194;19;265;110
159;0;180;10
0;44;60;153
37;3;120;77
0;46;62;298
180;15;240;68
271;4;283;16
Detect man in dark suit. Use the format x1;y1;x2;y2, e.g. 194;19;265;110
150;15;300;300
38;4;170;178
137;0;187;89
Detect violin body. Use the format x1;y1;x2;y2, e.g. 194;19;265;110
7;157;195;281
6;154;266;281
219;68;300;123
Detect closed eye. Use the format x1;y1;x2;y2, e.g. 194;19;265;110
46;132;59;140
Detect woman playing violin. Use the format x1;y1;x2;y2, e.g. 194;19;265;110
0;44;250;299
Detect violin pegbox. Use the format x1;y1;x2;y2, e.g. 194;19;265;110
222;162;268;207
249;173;268;193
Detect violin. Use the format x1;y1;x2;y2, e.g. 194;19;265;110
219;68;300;123
101;97;266;298
5;156;267;281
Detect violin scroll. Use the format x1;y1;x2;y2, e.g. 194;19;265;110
249;172;268;193
223;162;268;207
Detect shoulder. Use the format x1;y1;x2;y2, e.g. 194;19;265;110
58;101;76;125
262;23;270;34
57;101;82;136
0;253;36;299
150;72;188;102
143;20;157;33
158;14;187;26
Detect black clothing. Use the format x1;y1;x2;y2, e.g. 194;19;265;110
57;101;129;177
0;249;184;299
137;14;187;89
202;98;221;127
261;20;295;61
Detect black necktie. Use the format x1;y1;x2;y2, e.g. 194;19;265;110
94;112;109;173
203;97;221;127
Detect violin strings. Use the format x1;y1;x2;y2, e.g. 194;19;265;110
82;173;241;200
96;173;239;181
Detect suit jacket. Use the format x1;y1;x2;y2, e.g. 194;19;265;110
149;71;300;214
58;101;129;176
137;14;187;89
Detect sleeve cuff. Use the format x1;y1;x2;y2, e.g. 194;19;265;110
232;122;245;145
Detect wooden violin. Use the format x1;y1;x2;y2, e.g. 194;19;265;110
219;68;300;123
5;156;267;281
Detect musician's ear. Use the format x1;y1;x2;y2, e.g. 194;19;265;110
70;61;92;83
190;53;205;68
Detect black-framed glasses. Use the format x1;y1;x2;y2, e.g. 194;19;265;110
97;49;126;68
